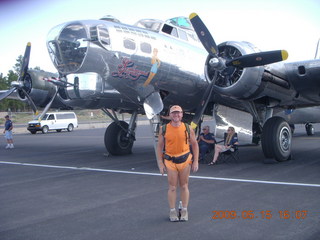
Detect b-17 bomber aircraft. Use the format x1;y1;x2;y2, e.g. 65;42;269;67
1;13;320;162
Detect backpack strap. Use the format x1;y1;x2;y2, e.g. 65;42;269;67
184;122;190;144
161;123;167;137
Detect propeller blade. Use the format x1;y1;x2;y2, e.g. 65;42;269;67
226;50;288;68
189;13;218;56
20;88;38;115
190;72;217;129
18;42;31;82
37;86;59;121
0;87;17;101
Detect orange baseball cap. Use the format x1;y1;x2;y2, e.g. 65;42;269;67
170;105;183;113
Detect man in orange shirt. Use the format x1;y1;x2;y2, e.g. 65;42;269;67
157;105;199;222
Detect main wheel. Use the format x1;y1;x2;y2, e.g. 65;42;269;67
305;123;314;136
261;117;292;162
104;121;134;155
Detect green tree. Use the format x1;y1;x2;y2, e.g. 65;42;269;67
13;55;23;75
0;55;29;112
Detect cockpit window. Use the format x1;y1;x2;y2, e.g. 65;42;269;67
166;17;194;30
178;29;188;41
162;24;178;38
187;32;199;42
134;19;162;32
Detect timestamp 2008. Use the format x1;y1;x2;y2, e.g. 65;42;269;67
211;210;308;220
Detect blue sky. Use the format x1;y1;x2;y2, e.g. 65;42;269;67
0;0;319;75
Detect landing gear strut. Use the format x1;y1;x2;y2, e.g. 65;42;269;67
261;116;292;162
103;109;137;156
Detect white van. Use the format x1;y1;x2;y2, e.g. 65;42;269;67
27;112;78;134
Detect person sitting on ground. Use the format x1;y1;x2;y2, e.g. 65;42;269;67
208;126;238;165
198;126;216;163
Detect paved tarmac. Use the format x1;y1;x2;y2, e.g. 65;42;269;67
1;123;320;240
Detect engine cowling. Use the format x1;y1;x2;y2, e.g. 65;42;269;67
206;41;265;99
205;41;297;105
205;41;264;99
17;69;64;108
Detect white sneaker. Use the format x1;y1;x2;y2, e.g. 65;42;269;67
180;208;188;221
169;209;179;222
5;145;10;149
10;144;14;149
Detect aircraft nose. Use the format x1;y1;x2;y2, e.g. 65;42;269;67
47;22;89;74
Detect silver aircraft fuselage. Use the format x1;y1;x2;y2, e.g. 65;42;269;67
46;19;208;113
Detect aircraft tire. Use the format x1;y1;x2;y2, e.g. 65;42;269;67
262;117;291;162
305;123;314;136
104;121;133;155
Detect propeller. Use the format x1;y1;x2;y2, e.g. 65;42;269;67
0;42;39;114
188;13;288;129
189;13;288;70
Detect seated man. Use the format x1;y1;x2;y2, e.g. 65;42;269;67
208;126;238;165
198;126;216;163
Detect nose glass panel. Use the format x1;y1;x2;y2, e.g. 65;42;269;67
47;22;88;74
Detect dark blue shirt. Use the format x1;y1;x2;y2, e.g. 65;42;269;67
226;134;238;146
199;133;216;146
5;119;12;130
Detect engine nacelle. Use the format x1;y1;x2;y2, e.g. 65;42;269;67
17;70;62;108
205;41;297;105
206;41;264;99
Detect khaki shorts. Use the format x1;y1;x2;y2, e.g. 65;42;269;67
164;154;192;172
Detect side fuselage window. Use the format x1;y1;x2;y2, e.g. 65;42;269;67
140;42;152;54
124;38;136;50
